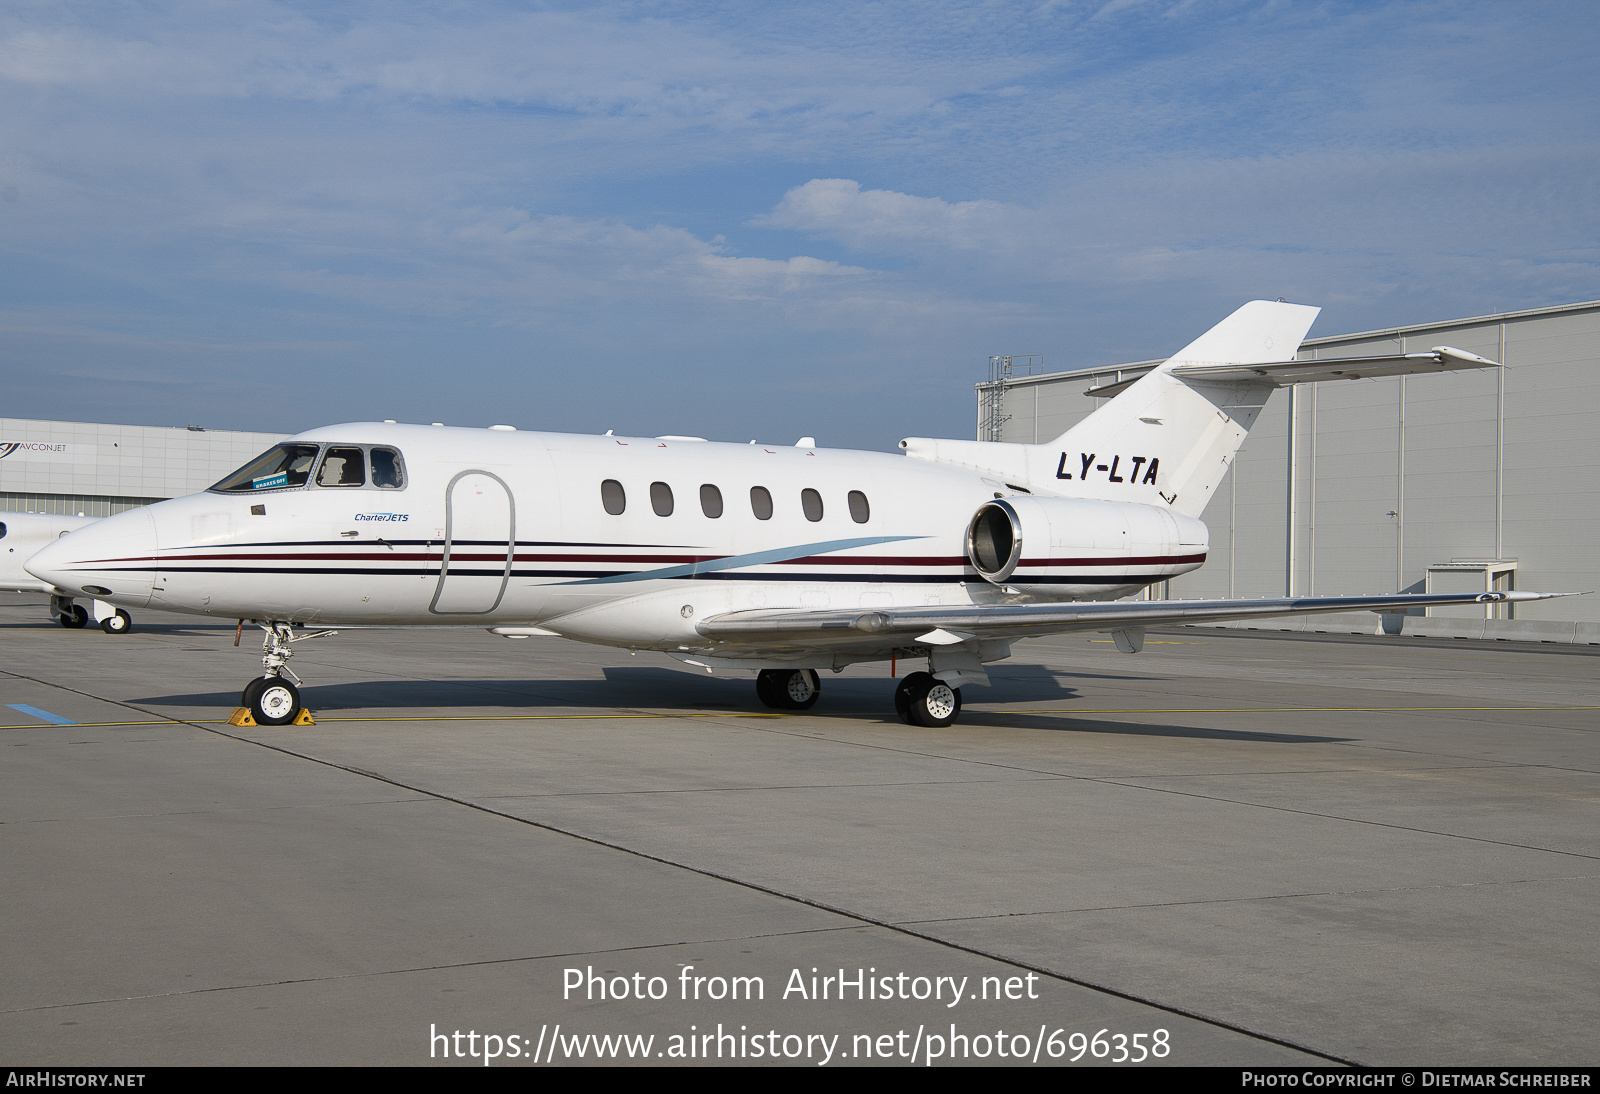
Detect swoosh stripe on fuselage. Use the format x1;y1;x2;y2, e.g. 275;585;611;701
55;536;1204;587
55;564;1191;586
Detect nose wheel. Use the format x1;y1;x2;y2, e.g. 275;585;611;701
242;676;302;726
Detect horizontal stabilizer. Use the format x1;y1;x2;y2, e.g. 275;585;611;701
1084;346;1499;398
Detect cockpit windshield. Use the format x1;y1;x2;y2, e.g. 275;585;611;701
210;443;407;493
210;444;321;493
316;447;366;487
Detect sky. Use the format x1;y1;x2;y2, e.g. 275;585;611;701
2;0;1597;450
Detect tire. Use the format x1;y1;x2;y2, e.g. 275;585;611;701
893;672;926;724
755;669;820;710
250;677;301;726
905;674;961;728
755;669;784;709
241;676;269;710
63;604;89;628
100;610;132;634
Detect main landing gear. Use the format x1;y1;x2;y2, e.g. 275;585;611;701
894;672;962;728
49;595;132;634
237;622;335;726
755;669;820;710
754;667;963;727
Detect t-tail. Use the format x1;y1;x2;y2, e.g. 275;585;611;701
902;299;1498;519
1044;300;1319;518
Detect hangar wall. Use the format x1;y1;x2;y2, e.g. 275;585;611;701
0;418;288;517
975;300;1600;628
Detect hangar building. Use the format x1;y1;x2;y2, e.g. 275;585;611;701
1;419;288;517
974;299;1600;638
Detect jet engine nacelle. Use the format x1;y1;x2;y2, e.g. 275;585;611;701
965;496;1208;598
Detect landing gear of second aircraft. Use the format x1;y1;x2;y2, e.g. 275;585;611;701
51;595;88;628
50;595;133;634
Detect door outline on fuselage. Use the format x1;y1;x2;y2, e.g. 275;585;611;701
428;469;515;615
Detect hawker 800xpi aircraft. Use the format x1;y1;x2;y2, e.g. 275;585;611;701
25;301;1563;726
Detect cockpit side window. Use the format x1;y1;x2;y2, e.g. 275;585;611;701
371;447;405;488
316;447;367;487
210;444;322;492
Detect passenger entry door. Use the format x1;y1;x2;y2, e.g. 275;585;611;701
429;471;514;614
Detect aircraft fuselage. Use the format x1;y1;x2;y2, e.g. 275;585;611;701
27;422;1207;659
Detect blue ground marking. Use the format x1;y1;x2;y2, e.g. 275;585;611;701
5;704;78;726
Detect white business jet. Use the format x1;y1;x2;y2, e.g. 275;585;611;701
1;512;135;632
25;301;1561;726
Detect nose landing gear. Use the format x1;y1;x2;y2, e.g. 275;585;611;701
235;622;336;726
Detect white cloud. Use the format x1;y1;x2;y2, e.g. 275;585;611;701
754;179;1019;253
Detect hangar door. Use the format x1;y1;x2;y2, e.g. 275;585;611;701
430;471;515;614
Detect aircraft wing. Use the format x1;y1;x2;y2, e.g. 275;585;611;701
696;590;1572;649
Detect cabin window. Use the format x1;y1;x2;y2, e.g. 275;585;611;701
316;447;367;487
848;490;870;523
801;488;824;522
601;479;626;515
650;481;674;516
0;522;6;539
700;484;723;518
370;447;405;488
750;486;773;520
210;444;321;492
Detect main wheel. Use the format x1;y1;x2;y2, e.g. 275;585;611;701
250;677;301;726
780;669;820;710
901;673;961;728
61;604;88;628
755;669;821;710
100;610;132;634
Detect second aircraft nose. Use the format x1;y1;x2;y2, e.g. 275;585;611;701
24;506;159;609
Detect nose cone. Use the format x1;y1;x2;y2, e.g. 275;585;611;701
25;507;158;608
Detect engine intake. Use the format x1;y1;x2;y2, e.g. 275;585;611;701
967;500;1023;582
965;496;1207;597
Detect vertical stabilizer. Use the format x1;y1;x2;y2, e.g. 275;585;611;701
1163;299;1322;367
1033;301;1320;518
